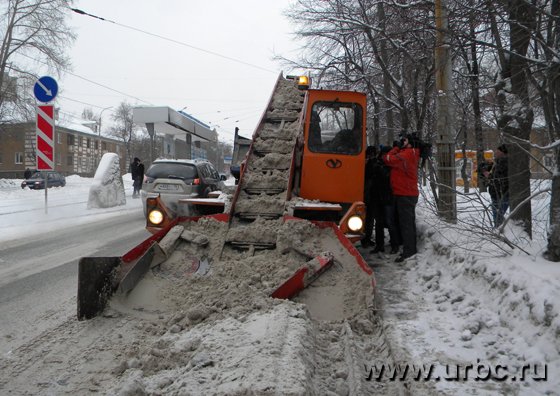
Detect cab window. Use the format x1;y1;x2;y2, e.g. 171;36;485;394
308;102;363;155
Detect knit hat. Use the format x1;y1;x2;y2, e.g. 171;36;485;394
497;144;508;154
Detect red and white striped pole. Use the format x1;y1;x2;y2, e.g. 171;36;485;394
36;104;55;213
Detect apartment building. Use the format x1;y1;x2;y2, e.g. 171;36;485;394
0;122;127;179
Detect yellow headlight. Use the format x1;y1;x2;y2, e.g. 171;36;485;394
148;209;164;225
347;215;363;232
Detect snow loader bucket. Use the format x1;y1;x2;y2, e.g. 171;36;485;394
77;256;121;320
77;220;180;320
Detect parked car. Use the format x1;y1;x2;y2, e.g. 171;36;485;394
21;171;66;190
141;159;223;216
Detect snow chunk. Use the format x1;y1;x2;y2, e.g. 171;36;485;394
87;152;126;209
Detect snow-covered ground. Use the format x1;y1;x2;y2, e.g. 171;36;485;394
0;173;142;244
0;174;558;395
370;181;559;395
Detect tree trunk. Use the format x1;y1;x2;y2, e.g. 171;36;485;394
547;149;560;261
491;0;535;237
546;0;560;259
503;0;535;237
469;3;486;192
377;3;395;145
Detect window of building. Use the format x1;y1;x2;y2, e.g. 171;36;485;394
57;152;62;165
87;138;91;148
102;141;107;150
78;136;83;147
15;152;23;164
95;140;99;150
67;155;74;166
57;132;62;144
67;134;75;146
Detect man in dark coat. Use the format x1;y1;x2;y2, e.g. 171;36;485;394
373;145;401;254
362;146;378;247
482;144;509;227
130;157;144;198
24;168;32;179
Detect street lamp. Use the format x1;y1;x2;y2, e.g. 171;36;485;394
98;106;113;137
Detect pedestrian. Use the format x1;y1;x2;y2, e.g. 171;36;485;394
362;146;378;248
24;168;32;179
130;157;144;198
367;145;396;253
382;133;421;262
375;145;401;255
482;144;509;227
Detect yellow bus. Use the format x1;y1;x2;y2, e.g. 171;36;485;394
455;150;494;187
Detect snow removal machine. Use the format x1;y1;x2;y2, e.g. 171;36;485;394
77;74;375;321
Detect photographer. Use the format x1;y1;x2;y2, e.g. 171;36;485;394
382;133;421;262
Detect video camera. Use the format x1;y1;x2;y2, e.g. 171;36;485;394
398;131;432;159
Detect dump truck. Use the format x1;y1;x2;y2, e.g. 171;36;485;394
74;75;409;394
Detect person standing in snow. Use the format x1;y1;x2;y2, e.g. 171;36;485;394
24;168;32;179
382;133;421;262
482;144;509;227
130;157;144;198
362;146;378;248
372;145;401;254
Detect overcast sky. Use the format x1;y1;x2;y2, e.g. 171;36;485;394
56;0;300;144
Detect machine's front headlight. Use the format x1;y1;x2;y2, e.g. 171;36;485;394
148;209;164;225
347;215;363;232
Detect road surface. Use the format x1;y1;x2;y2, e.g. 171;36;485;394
0;210;150;356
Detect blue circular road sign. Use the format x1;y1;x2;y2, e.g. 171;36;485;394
33;76;59;103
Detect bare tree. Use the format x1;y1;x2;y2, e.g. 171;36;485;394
487;0;536;237
108;102;135;162
0;0;76;123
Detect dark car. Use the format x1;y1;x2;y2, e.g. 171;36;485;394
21;171;66;190
141;159;224;216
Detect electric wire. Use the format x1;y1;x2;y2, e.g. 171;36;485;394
70;7;277;74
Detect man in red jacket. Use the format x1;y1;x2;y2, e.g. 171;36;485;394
383;134;421;262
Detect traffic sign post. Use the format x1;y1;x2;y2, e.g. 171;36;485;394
34;76;58;214
36;105;55;171
36;104;55;214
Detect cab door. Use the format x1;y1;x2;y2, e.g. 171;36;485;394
299;90;367;204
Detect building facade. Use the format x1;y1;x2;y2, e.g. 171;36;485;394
0;122;127;178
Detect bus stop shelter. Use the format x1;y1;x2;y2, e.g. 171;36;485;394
133;106;217;161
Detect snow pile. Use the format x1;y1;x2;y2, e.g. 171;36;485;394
109;302;315;395
103;215;376;394
374;194;560;395
0;179;19;189
87;153;126;209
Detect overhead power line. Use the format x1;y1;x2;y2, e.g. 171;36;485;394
70;8;277;74
17;52;154;106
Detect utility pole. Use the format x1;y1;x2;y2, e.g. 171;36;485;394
434;0;457;222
